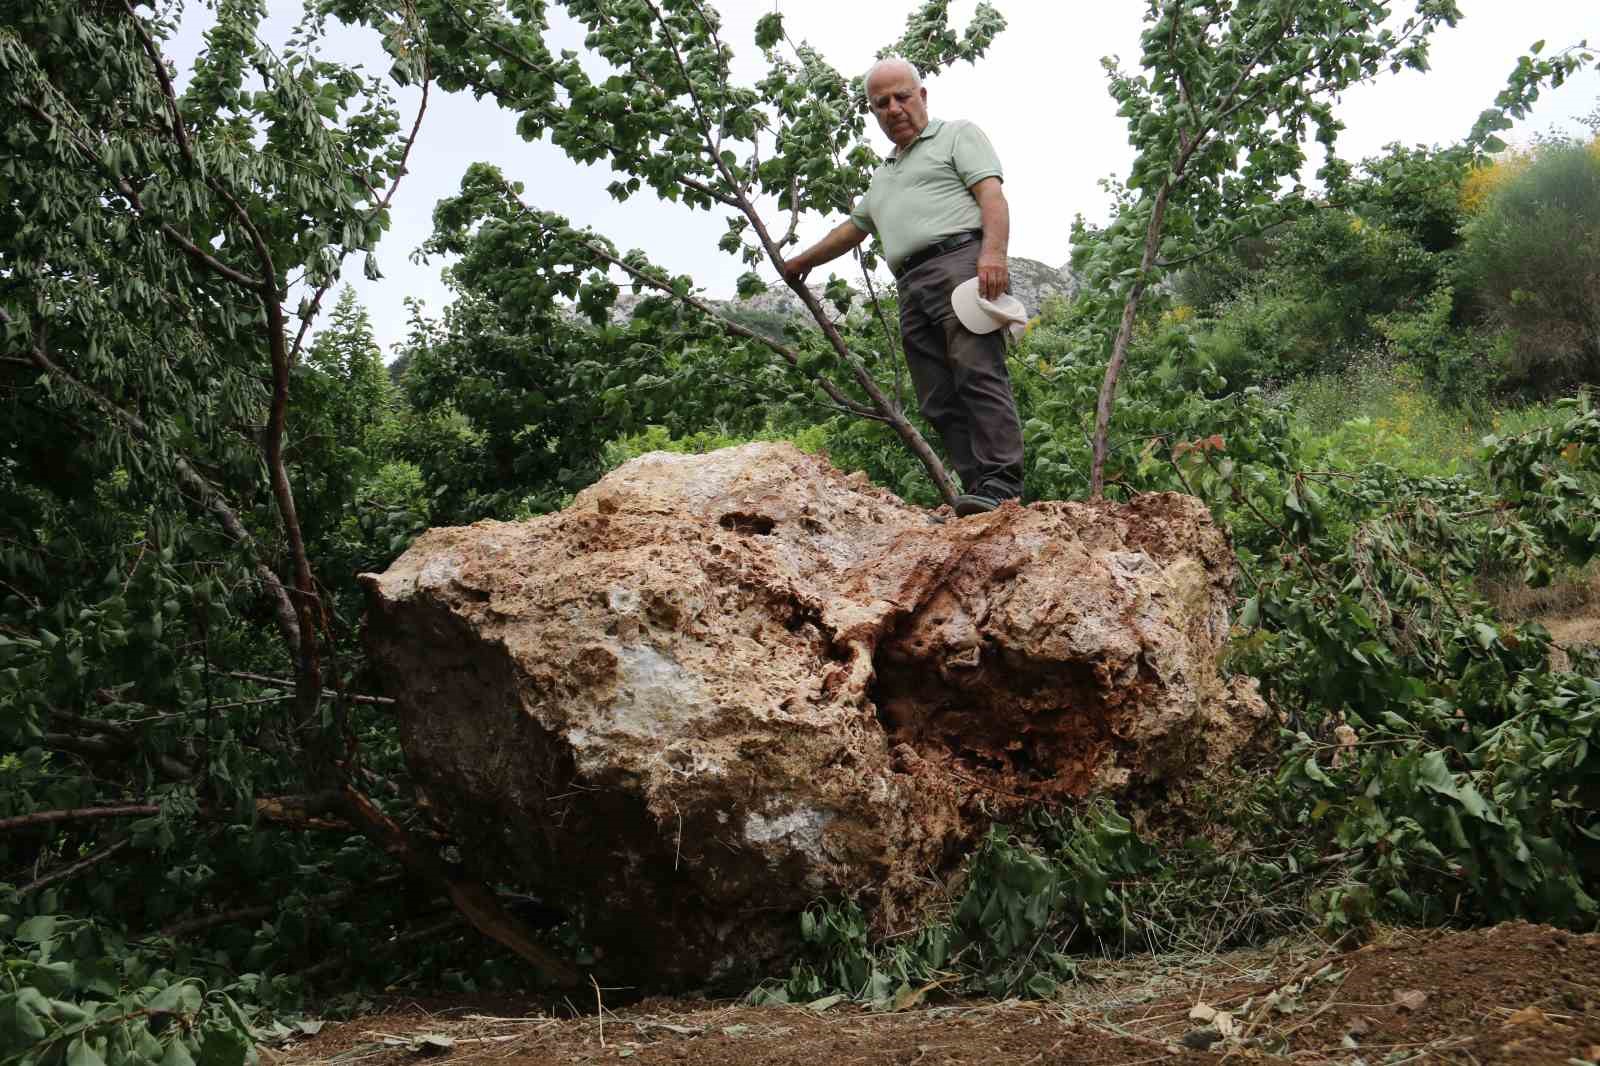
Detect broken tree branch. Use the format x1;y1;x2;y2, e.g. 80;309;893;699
337;785;581;987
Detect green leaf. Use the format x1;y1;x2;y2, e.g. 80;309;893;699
735;272;767;299
31;960;74;996
1238;596;1259;627
4;992;49;1042
754;13;785;50
148;984;203;1015
17;916;58;944
67;1037;107;1066
806;993;845;1013
1416;750;1500;824
197;1027;250;1066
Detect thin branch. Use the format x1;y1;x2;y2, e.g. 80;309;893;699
498;184;876;419
436;2;738;209
290;51;433;364
644;0;729;187
226;670;398;705
681;0;733;153
337;784;581;987
855;246;905;408
1090;7;1301;497
302;912;467;982
1090;177;1175;499
209;179;323;721
0;576;42;611
122;0;196;170
1169;3;1203;135
45;732;195;782
641;3;955;501
0;794;352;836
17;835;132;898
0;805;160;834
117;8;327;718
157;873;404;939
49;709;135;740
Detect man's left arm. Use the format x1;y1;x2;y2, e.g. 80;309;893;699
970;177;1010;300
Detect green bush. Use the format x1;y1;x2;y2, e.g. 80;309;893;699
1460;141;1600;393
1179;210;1447;391
1194;285;1348;387
1374;287;1499;410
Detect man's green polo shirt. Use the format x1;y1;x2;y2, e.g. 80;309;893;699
849;118;1003;274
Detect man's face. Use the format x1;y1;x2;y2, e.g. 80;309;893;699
866;67;928;151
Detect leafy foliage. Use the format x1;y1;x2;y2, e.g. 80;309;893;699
3;0;1600;1034
0;913;260;1066
1459;139;1600;392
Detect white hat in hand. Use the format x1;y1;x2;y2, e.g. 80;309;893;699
951;277;1029;341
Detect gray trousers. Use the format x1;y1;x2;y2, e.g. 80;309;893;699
896;241;1025;499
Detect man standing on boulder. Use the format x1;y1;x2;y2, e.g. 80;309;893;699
781;57;1025;516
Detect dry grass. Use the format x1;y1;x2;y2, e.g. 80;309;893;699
1482;564;1600;670
1482;566;1600;622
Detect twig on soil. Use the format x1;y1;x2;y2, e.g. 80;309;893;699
591;975;605;1048
1226;934;1360;1059
458;1015;557;1025
1269;969;1353;1045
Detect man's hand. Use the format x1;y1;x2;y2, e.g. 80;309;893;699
976;251;1009;301
780;222;869;290
780;256;812;287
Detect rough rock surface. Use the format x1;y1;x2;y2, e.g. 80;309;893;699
361;443;1267;988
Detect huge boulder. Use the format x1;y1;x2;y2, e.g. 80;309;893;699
361;443;1266;987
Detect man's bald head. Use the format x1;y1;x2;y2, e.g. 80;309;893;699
864;57;921;93
864;57;928;151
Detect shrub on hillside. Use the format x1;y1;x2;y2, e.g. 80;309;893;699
1460;140;1600;393
1374;286;1502;410
1183;210;1446;391
1194;285;1348;387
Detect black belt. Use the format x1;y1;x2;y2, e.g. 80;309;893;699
895;229;983;279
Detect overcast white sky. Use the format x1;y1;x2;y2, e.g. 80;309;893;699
168;2;1598;354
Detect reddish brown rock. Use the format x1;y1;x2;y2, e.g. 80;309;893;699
360;443;1266;987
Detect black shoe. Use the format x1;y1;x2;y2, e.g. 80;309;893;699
954;493;1000;517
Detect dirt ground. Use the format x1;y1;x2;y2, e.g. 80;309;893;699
1486;566;1600;671
269;922;1599;1066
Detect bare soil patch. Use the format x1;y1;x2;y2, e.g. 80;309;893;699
1106;922;1600;1065
270;923;1599;1066
1484;567;1600;668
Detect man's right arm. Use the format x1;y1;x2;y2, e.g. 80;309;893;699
780;221;870;285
